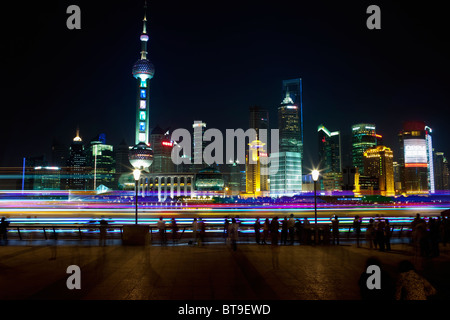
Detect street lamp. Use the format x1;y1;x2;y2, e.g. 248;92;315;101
133;169;141;224
311;169;320;244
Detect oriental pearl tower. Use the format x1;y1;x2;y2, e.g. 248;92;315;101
129;2;154;172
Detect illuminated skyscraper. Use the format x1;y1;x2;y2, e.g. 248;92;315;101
434;152;449;192
318;124;341;173
248;106;269;193
87;134;115;190
67;128;88;190
351;124;378;172
398;121;434;194
192;120;207;173
270;91;302;197
363;146;395;196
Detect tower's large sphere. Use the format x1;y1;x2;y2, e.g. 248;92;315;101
132;59;155;79
129;142;153;170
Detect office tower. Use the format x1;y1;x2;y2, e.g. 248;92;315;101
269;91;302;197
129;3;154;176
281;78;303;148
192;120;207;173
87;134;115;190
318;124;342;173
67;129;88;190
246;140;267;196
248;106;269;193
149;126;174;173
351;123;378;172
398;121;433;194
363;146;395;196
434;151;449;192
425;126;435;193
393;161;402;193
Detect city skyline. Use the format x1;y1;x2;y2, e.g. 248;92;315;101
2;0;450;169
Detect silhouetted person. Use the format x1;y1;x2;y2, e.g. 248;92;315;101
395;260;436;300
171;218;179;244
228;218;239;251
157;217;166;245
331;215;339;245
191;218;198;245
262;218;270;244
254;217;261;244
288;214;295;245
384;219;392;251
366;218;375;249
376;219;386;252
358;257;394;300
281;217;288;245
99;217;108;246
0;217;10;244
353;215;362;247
270;217;280;246
223;218;229;241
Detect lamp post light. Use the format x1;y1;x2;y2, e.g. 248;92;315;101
311;169;320;244
133;169;141;225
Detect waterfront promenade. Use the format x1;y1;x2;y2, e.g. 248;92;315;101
1;239;449;300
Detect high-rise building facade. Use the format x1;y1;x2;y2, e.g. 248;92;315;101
270;90;302;197
318;124;341;174
434;151;449;192
351;123;378;172
192;120;207;173
363;146;395;196
247;106;269;194
87;134;115;190
67;129;88;190
398;121;434;194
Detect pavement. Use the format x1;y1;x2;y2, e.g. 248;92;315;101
1;238;450;300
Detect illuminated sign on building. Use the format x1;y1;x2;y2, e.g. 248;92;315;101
139;111;146;121
404;139;427;165
139;122;146;131
162;141;173;147
140;89;146;99
140;100;146;109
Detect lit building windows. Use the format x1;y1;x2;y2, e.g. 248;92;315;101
139;111;146;121
140;100;146;109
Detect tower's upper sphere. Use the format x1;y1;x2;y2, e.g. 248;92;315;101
129;142;154;170
132;59;155;79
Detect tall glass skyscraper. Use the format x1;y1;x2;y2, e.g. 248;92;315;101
270;90;302;197
351;123;378;173
318;124;341;174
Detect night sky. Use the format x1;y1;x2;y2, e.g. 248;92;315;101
2;0;449;170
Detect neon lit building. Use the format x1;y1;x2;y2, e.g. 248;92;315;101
248;106;269;194
363;146;395;196
245;140;268;197
318;124;341;174
398;121;434;194
434;152;449;192
270;91;302;197
67;128;88;190
351;124;378;173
